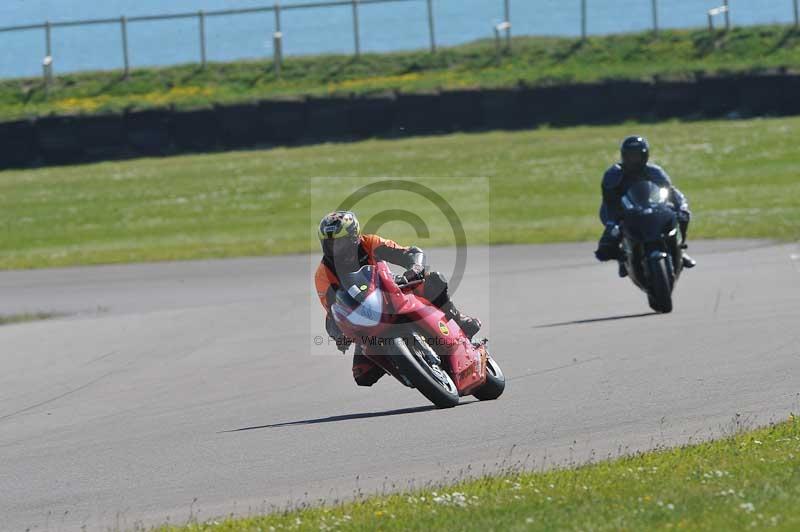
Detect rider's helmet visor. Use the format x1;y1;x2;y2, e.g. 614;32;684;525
323;236;359;261
622;150;645;171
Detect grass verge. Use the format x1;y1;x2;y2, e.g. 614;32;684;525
0;311;64;326
1;115;798;270
0;117;800;269
1;25;799;120
155;416;800;531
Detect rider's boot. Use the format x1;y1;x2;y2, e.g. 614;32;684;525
678;221;696;269
443;302;482;340
618;260;628;278
679;242;697;269
352;347;385;387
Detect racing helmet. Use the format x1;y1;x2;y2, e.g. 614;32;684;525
620;135;650;175
318;210;361;258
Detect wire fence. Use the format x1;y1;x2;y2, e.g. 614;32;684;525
1;0;798;80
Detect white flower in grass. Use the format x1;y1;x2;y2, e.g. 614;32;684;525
432;492;469;507
740;502;755;513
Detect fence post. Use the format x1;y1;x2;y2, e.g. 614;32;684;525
120;16;130;78
198;10;207;68
723;0;730;31
352;0;361;58
651;0;659;35
42;56;53;92
274;33;283;78
580;0;587;40
274;2;283;77
426;0;436;53
44;20;52;58
494;25;502;62
503;0;511;50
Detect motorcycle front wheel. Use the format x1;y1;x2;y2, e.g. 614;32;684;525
472;356;506;401
390;337;459;409
647;255;673;313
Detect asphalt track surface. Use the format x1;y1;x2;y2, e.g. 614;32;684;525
1;240;798;531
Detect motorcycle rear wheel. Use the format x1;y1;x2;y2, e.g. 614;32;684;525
391;337;460;409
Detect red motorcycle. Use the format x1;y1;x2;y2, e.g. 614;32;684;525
330;261;505;408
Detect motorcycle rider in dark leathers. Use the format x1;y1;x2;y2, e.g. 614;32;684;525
594;136;697;277
315;210;482;387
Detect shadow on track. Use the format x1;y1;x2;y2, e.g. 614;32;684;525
221;401;477;433
532;312;657;329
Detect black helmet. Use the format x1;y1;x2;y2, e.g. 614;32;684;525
620;135;649;175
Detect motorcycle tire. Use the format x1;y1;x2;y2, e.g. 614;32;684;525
472;356;506;401
647;256;673;314
391;337;460;409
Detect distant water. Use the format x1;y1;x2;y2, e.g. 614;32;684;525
0;0;795;79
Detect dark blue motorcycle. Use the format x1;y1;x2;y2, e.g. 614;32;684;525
619;180;684;313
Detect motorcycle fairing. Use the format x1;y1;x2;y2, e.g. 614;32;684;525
332;261;487;396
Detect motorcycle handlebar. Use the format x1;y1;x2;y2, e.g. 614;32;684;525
395;277;424;290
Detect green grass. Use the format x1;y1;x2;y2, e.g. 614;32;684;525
0;311;64;326
1;25;799;120
154;416;800;531
1;115;798;270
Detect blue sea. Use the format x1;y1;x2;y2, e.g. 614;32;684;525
0;0;795;79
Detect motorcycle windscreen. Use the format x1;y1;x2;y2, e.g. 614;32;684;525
338;265;374;290
622;181;670;211
332;265;383;328
338;290;383;327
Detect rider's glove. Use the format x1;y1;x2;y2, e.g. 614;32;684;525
604;222;621;239
334;335;352;354
401;264;426;284
677;203;691;223
326;313;352;354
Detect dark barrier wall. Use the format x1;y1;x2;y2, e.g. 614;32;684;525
215;102;264;148
349;94;396;139
2;73;798;169
37;115;86;165
126;109;172;156
0;119;37;168
306;97;353;141
172;108;219;152
79;114;128;160
393;92;441;135
261;99;306;143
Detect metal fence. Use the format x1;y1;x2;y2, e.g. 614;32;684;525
1;0;798;80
